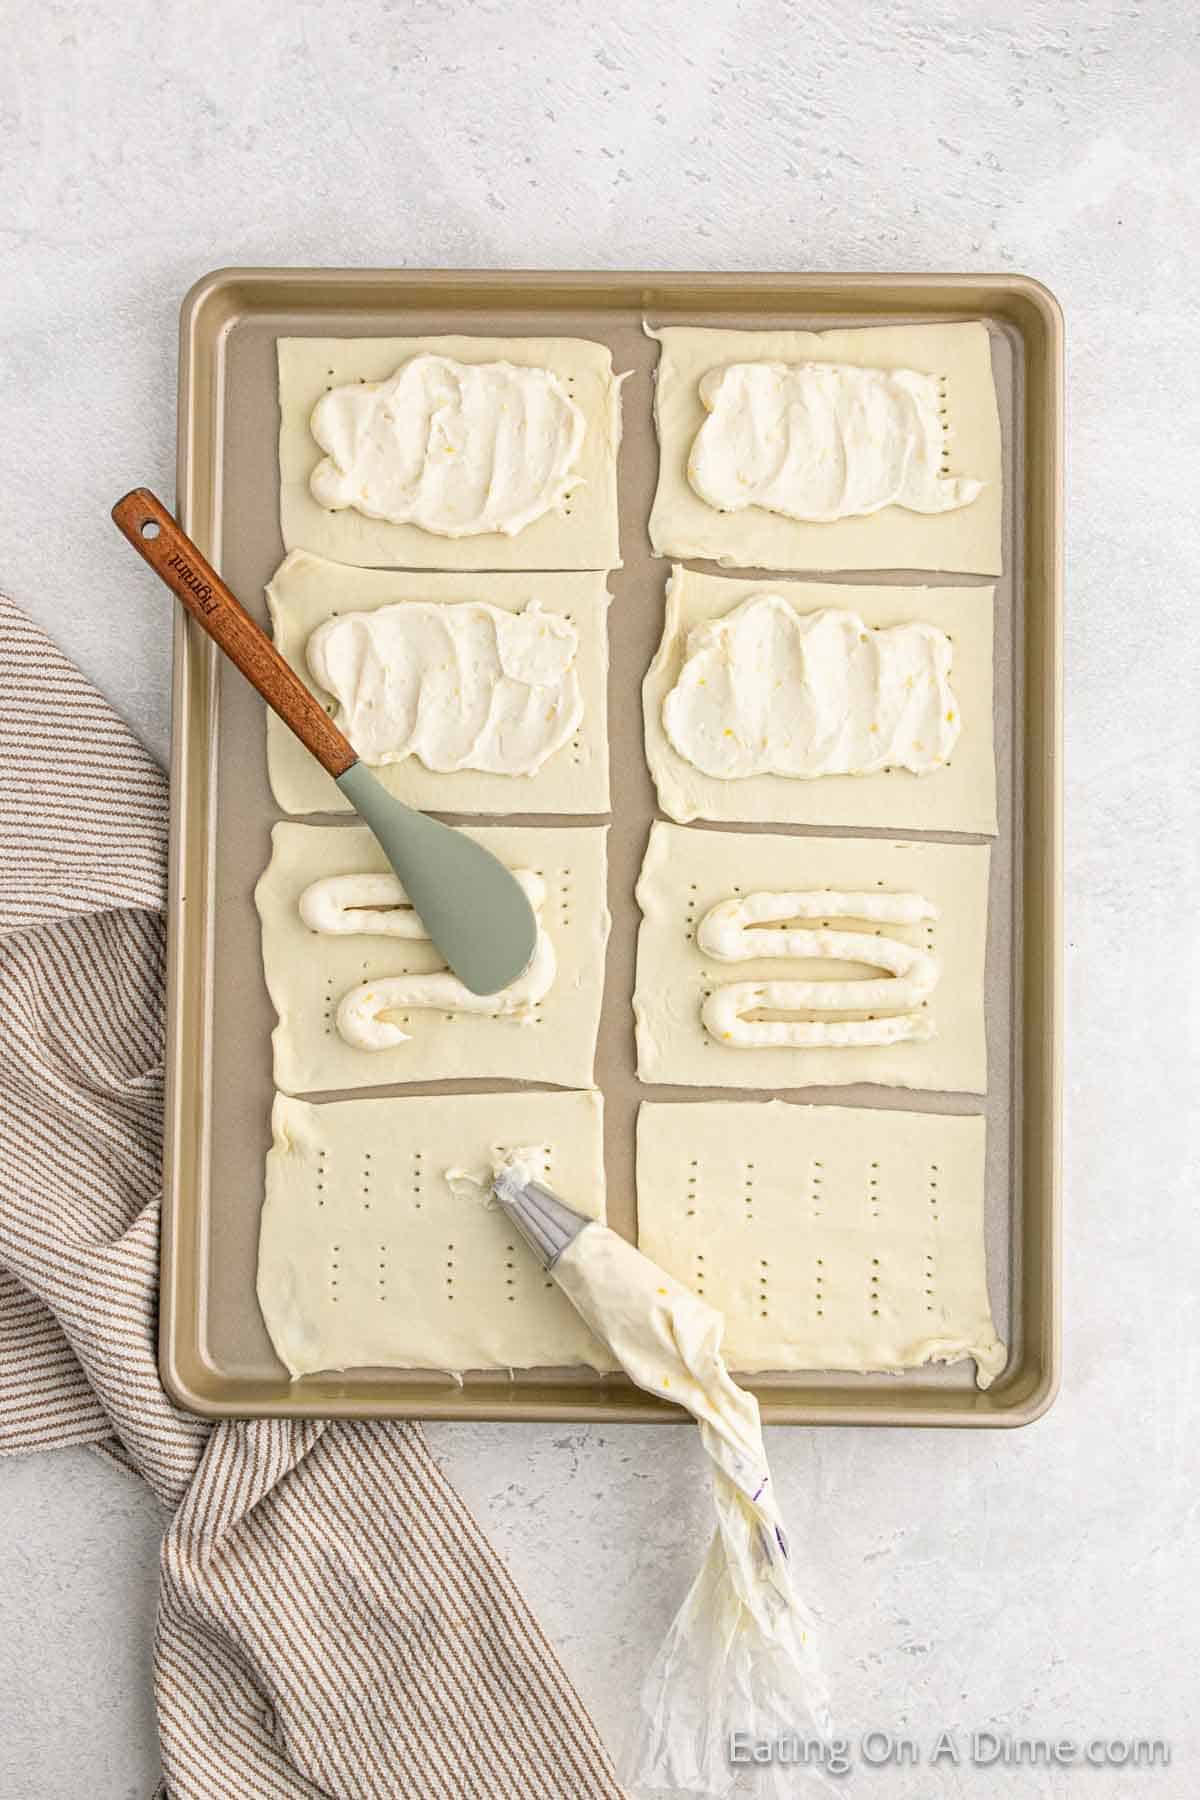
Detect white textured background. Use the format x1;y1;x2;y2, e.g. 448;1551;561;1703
3;1;1199;1795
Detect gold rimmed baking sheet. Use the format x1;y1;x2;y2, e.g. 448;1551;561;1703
163;270;1061;1425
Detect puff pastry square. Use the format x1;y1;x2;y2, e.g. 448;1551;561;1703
634;822;989;1093
643;565;996;834
260;1090;615;1376
279;335;623;570
648;321;1002;575
257;822;609;1094
637;1100;1004;1387
265;550;611;816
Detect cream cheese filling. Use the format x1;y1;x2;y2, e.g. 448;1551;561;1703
298;871;555;1049
697;890;939;1049
687;361;983;523
309;354;586;537
300;869;543;938
306;599;582;776
662;594;960;782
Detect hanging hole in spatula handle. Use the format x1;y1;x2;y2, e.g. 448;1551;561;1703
112;488;357;779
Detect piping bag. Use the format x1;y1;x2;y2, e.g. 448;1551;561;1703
487;1153;834;1798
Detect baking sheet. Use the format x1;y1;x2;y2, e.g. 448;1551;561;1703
163;271;1062;1425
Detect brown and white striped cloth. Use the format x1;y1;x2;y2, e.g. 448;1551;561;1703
0;592;624;1800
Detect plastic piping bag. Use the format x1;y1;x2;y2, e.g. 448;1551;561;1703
551;1223;835;1798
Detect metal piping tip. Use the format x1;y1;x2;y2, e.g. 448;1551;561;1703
491;1171;593;1270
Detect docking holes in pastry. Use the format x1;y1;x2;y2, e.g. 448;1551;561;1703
563;374;577;476
635;1102;996;1383
563;376;576;508
939;374;951;473
263;1091;609;1375
672;1147;929;1329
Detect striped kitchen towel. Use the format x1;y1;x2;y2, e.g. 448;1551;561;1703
0;592;623;1800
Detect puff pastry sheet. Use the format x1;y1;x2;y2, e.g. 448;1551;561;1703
647;321;1002;575
279;335;623;570
634;822;989;1093
637;1100;1004;1386
257;822;609;1093
260;1090;615;1376
644;565;997;833
265;550;610;815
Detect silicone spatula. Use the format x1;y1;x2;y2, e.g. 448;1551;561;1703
112;488;538;996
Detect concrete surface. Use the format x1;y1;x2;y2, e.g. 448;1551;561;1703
3;0;1199;1794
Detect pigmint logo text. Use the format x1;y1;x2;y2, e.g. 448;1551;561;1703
166;550;218;614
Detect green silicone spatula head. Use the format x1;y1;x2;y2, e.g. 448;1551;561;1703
333;762;537;995
112;488;538;996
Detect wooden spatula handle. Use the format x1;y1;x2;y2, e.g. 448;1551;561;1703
112;488;357;779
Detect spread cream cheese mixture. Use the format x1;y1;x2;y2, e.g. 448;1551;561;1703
306;599;583;776
662;592;960;781
309;353;586;536
688;360;983;522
